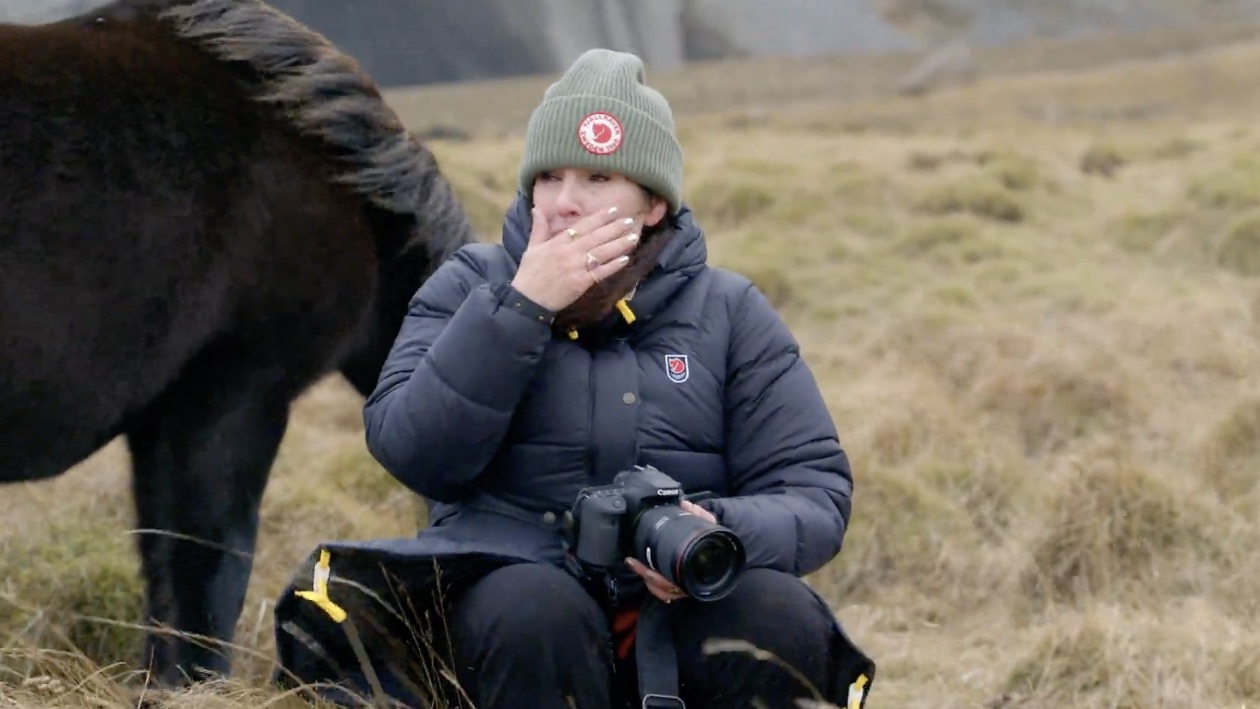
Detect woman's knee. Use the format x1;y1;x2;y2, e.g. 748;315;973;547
450;562;609;649
687;567;835;635
671;568;841;706
445;563;614;708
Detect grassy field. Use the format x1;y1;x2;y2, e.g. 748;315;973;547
4;23;1260;709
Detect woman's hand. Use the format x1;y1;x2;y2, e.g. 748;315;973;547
625;500;719;603
511;205;642;313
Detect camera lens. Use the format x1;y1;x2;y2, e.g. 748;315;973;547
683;533;739;588
633;505;746;601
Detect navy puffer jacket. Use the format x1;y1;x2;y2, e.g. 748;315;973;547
362;193;854;577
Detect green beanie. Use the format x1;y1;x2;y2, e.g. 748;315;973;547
518;48;684;215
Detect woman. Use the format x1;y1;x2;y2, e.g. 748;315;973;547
274;48;874;709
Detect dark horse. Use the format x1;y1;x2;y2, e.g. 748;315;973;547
0;0;478;687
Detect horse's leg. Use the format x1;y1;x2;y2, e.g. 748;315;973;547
125;346;294;685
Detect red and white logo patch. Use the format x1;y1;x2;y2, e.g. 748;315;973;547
577;111;623;155
664;354;689;383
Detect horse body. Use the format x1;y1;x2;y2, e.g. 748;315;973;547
0;0;477;686
1;14;368;482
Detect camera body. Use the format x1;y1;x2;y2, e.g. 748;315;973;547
564;465;746;601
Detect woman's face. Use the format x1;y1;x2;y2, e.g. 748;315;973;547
532;167;667;240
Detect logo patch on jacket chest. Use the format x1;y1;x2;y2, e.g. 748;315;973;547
664;354;689;383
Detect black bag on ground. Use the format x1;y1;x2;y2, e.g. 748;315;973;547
271;542;526;708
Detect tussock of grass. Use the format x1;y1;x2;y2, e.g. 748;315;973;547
1216;210;1260;276
1078;143;1128;177
1003;607;1160;705
762;162;897;232
1021;458;1221;607
1005;601;1260;708
914;175;1027;223
905;323;1038;394
920;456;1031;546
978;150;1042;192
262;437;424;541
824;163;893;204
920;282;979;311
1111;209;1183;254
709;230;807;308
1;667;322;709
1149;135;1205;160
893;216;1006;267
1199;393;1260;502
742;264;796;308
686;175;778;228
318;442;414;506
1004;607;1134;703
835;208;899;242
1219;634;1260;701
904;148;975;172
969;341;1138;456
1186;154;1260;210
1;518;144;671
0;652;140;709
719;157;801;178
829;466;980;603
851;383;950;469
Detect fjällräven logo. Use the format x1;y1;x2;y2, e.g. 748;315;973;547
577;111;623;155
664;354;689;383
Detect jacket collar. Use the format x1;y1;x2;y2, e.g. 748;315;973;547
499;192;708;327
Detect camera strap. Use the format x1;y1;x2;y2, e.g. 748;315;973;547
635;596;685;709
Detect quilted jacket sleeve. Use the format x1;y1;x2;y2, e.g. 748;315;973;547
362;245;554;503
702;280;855;576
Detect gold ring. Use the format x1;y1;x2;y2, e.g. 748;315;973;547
589;271;600;285
585;252;600;270
566;228;579;240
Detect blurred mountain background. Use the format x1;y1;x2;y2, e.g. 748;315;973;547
5;0;1260;88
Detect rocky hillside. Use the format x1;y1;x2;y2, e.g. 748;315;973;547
5;0;1260;87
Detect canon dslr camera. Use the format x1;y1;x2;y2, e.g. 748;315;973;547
564;465;746;601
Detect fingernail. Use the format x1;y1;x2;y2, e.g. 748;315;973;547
608;206;619;215
623;217;634;225
626;233;639;243
618;255;630;263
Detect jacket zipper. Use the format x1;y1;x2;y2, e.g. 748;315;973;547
586;354;596;480
607;574;620;607
589;354;622;607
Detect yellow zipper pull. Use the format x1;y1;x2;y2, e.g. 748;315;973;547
294;548;347;623
848;673;869;709
615;298;636;324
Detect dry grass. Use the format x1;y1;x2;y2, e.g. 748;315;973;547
6;22;1260;709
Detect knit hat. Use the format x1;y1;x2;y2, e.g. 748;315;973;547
518;48;684;215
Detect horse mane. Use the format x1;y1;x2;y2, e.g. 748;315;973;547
150;0;476;254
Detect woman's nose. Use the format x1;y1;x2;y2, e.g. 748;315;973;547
554;178;582;215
